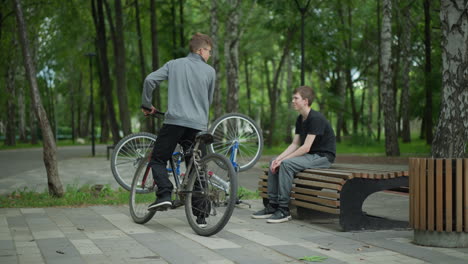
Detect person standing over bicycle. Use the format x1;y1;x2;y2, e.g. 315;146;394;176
252;86;336;223
140;33;215;220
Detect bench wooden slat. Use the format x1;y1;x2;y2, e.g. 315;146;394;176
258;186;340;200
436;159;443;232
293;187;340;199
427;158;435;231
294;179;342;191
291;193;339;207
419;158;427;230
445;159;452;232
260;175;268;180
302;169;352;179
465;159;468;232
409;159;414;226
291;200;340;215
295;172;345;185
456;159;463;232
414;158;420;229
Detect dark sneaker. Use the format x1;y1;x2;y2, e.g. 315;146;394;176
148;198;172;212
196;216;207;228
266;207;291;223
251;203;277;219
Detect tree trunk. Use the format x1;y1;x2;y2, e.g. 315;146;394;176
267;28;294;147
29;104;38;145
380;0;400;156
105;0;131;135
431;0;468;158
5;59;16;146
285;53;293;143
13;0;64;197
18;81;27;142
225;0;241;113
376;0;382;142
400;1;412;143
210;0;222;119
92;0;121;144
423;0;433;144
335;70;345;142
171;0;177;58
149;0;160;132
244;56;252;116
179;0;185;48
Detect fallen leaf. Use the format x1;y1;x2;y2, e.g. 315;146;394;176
318;246;330;251
56;250;64;254
357;248;362;251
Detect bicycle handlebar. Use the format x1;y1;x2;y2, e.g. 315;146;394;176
141;105;165;117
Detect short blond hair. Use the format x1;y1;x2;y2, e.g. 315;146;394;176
189;33;213;52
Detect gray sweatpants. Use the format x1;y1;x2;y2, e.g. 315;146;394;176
267;154;331;207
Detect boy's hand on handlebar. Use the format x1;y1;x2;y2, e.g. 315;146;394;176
141;105;157;116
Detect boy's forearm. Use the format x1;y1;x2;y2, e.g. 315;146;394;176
276;144;299;161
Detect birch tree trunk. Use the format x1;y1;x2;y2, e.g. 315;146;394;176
13;0;64;196
400;1;412;143
225;0;241;113
210;0;222;119
431;0;468;158
423;0;433;144
380;0;400;156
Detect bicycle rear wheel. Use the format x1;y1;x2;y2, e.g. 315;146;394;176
184;153;237;236
111;132;157;191
129;157;157;224
209;113;263;171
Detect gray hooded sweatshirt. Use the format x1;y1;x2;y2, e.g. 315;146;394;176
141;53;216;131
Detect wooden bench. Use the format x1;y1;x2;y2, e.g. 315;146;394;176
258;164;409;231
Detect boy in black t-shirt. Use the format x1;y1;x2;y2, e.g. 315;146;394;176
252;86;336;223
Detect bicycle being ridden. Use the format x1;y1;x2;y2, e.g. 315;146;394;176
126;110;262;236
129;109;238;236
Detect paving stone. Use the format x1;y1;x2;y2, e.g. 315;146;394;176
35;237;83;263
17;253;44;264
271;244;347;264
0;255;17;264
70;239;103;255
7;215;28;228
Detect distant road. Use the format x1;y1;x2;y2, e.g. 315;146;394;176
0;145;106;179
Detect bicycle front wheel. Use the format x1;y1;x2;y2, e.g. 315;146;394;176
129;157;157;224
184;153;237;236
111;132;157;191
209;113;263;171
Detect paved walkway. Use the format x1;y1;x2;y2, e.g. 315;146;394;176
1;199;468;264
1;147;467;263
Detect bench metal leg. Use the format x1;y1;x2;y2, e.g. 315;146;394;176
339;177;409;231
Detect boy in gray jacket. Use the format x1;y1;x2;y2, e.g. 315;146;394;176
141;33;215;226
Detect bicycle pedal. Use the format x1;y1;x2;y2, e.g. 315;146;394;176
171;200;184;209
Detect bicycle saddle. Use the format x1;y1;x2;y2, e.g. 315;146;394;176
195;131;214;144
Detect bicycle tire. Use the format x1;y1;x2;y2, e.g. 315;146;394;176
184;153;237;236
129;157;157;224
209;113;263;171
111;132;157;191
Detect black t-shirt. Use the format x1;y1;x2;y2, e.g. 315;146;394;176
295;110;336;162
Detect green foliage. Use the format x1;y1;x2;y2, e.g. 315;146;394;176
0;0;453;156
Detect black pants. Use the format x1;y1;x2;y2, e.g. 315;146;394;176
150;124;200;199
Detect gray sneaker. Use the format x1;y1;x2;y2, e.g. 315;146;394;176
266;207;291;223
251;203;277;219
